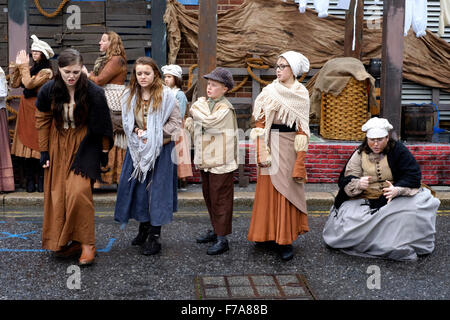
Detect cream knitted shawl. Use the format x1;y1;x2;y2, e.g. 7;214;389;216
252;79;310;146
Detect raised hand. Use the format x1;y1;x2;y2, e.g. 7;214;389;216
15;50;29;65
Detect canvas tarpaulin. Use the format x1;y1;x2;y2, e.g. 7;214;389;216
164;0;450;92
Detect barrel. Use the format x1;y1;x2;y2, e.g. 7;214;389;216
401;104;435;142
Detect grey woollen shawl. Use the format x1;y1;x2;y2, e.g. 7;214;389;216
35;79;114;182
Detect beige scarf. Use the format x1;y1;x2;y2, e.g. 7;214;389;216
252;79;310;146
93;52;108;76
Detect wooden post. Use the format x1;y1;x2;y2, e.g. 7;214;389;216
380;0;405;139
344;0;364;59
8;0;28;70
151;0;167;69
197;0;217;97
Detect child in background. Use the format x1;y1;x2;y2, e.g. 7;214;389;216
162;64;192;189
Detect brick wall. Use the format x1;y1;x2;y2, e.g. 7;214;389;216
187;142;450;186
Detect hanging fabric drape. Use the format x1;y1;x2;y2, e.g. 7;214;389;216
404;0;427;37
298;0;307;13
314;0;329;18
336;0;351;10
298;0;330;17
440;0;450;36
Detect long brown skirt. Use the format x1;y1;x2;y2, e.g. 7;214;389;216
99;144;125;185
176;122;193;179
0;109;14;191
41;125;95;251
248;172;309;245
10;96;40;160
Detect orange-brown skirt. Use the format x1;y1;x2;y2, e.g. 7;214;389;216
248;172;309;245
99;145;126;185
10;96;40;159
41;125;95;251
175;122;193;179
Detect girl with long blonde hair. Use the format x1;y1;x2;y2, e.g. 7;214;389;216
114;57;181;256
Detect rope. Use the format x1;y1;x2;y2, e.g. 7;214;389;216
229;76;249;93
6;96;19;122
187;64;198;89
34;0;70;18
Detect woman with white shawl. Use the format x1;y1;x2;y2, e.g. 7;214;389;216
114;57;181;256
248;51;311;261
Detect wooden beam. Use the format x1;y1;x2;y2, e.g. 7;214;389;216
151;0;166;69
197;0;217;97
8;0;28;60
344;0;364;59
8;0;28;95
380;0;405;139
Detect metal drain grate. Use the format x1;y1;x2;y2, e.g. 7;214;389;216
195;274;316;300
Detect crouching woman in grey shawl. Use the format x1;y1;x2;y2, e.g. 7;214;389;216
114;57;181;256
323;117;440;261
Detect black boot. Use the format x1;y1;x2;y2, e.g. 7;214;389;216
131;222;151;246
37;176;44;193
25;159;36;193
278;244;294;261
26;178;36;193
142;225;161;255
196;230;217;243
207;236;229;255
37;165;44;193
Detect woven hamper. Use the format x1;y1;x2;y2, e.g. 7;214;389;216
319;77;370;141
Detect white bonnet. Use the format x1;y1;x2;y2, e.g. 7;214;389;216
362;117;393;138
161;64;183;79
30;35;54;59
279;51;310;77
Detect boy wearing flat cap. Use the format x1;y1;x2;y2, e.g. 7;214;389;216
186;67;238;255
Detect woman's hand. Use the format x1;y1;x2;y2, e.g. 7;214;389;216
82;65;89;76
358;176;371;190
40;151;50;169
383;180;399;203
136;128;147;144
16;50;29;65
258;161;271;168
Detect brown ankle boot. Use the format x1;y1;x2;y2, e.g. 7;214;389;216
78;244;96;266
54;241;81;258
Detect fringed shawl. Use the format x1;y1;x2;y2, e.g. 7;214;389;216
252;79;310;146
121;86;176;183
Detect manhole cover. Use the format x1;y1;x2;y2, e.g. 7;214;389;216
195;274;316;300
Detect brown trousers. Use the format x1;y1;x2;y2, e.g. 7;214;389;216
200;170;234;236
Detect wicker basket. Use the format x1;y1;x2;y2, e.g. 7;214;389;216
320;77;370;141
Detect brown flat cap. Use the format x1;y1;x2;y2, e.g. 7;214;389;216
203;67;234;90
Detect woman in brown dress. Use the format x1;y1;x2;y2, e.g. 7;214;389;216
248;51;311;261
89;31;128;185
36;49;113;265
9;35;54;192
